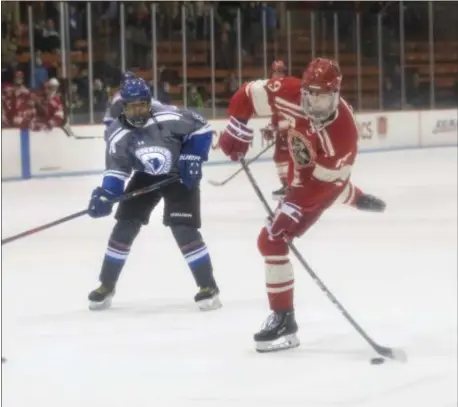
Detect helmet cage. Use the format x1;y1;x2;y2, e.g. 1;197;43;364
123;99;151;127
301;87;339;122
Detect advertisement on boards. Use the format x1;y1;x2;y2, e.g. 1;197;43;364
420;109;458;147
355;111;419;151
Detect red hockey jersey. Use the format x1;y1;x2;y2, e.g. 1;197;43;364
227;76;361;208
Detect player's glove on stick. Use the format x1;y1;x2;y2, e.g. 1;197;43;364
179;154;202;189
356;194;386;212
260;124;276;141
267;201;304;241
88;187;117;218
218;117;254;161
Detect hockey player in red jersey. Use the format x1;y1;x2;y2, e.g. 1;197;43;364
218;58;385;352
260;60;291;200
30;78;65;131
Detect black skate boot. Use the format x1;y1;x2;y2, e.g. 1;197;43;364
194;286;222;311
254;310;300;352
88;284;115;311
272;184;288;201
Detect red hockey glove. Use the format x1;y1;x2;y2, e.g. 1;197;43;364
267;201;304;241
218;116;253;161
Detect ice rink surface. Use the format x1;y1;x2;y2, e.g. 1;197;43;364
1;147;457;407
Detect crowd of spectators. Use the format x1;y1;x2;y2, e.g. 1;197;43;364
2;1;457;124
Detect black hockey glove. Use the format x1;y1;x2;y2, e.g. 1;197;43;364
355;194;386;213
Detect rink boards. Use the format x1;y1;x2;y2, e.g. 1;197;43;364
1;108;457;181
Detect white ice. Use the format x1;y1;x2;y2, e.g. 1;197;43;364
1;147;457;407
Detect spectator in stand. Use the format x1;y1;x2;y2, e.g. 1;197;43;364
93;78;108;112
217;21;232;69
125;3;150;67
383;76;401;110
407;71;429;108
70;83;83;110
2;70;35;129
30;78;65;132
148;79;173;105
264;3;277;41
159;81;172;105
188;85;204;108
1;46;20;85
43;19;60;52
224;71;238;96
243;2;262;57
69;4;84;48
31;54;49;89
195;1;210;40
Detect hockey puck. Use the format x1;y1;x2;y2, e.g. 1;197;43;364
370;357;385;365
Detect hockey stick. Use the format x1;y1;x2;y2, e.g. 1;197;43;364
60;123;104;140
2;176;180;246
240;158;407;362
208;141;274;187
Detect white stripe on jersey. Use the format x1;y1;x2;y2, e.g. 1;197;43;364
312;163;351;184
188;123;212;137
274;102;307;121
111;92;122;104
275;97;307;116
320;128;335;157
152;112;183;123
151;100;178;111
107;126;124;142
103;170;130;181
109;129;130;154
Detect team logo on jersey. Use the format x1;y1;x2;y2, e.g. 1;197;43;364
135;146;172;175
287;129;315;168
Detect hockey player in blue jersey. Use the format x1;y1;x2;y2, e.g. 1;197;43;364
87;78;221;311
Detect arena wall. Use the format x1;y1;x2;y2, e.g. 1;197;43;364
1;109;457;181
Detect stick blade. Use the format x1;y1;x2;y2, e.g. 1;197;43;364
390;347;408;363
375;345;408;363
208;179;226;187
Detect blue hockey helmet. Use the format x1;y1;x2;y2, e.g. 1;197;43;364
120;71;136;87
121;78;152;127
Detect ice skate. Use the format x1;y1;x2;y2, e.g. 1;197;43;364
194;286;222;311
254;310;300;352
88;284;115;310
272;185;287;201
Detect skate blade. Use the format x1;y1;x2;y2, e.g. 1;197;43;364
196;295;222;311
255;333;300;353
88;296;113;311
272;194;285;201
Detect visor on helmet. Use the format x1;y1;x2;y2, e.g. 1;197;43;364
301;87;339;122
